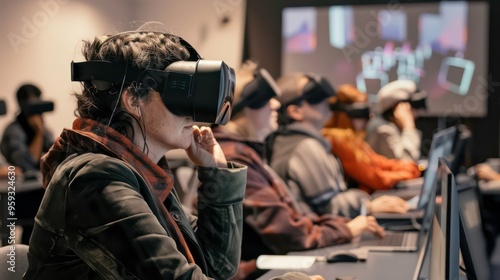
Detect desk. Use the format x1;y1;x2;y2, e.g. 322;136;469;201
0;177;44;245
257;242;422;280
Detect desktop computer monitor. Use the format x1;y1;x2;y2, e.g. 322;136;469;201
458;182;490;280
413;158;459;280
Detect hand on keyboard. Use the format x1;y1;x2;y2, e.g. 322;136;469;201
368;196;410;214
347;216;385;239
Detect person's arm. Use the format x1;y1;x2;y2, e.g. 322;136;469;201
65;158;213;280
476;164;500;182
27;115;46;162
0;123;39;171
194;162;247;279
326;129;420;193
243;165;353;254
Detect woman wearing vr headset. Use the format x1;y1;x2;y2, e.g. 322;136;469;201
266;73;408;219
24;30;247;280
213;63;384;280
322;84;421;194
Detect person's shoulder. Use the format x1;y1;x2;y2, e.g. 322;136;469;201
3;120;23;133
295;137;327;153
61;153;138;183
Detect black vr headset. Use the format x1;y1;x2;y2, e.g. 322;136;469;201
408;89;428;110
330;102;370;119
21;100;54;116
232;68;281;115
71;33;235;125
0;100;6;116
281;73;335;106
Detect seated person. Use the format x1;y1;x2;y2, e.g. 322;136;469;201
0;84;54;172
365;80;426;161
322;84;421;194
0;99;18;178
266;72;408;219
213;62;384;280
24;29;247;279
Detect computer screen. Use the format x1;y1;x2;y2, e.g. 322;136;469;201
413;158;460;280
458;183;490;280
417;126;457;210
282;1;489;117
428;158;459;280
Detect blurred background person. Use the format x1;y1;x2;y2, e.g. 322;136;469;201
213;62;385;280
365;80;426;161
323;84;421;194
266;73;409;219
1;84;54;173
0;99;17;178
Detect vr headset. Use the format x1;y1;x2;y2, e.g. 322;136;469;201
408;89;428;110
281;73;335;106
21;100;54;116
232;68;281;115
0;100;6;116
330;102;370;119
71;33;235;125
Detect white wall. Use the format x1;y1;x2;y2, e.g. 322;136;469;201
0;0;245;137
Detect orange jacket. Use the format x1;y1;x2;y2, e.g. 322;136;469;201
322;128;421;194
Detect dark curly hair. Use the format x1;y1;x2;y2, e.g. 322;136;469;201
74;32;192;143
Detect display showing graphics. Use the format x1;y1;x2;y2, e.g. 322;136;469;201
282;1;489;117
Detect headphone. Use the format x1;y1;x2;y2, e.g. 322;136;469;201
71;31;235;125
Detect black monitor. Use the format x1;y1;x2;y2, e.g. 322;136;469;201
458;182;490;280
413;158;460;280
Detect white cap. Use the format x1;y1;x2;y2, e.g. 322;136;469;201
376;80;417;114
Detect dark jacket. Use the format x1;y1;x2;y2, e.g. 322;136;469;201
24;118;247;280
266;123;371;218
213;127;352;279
0;114;53;171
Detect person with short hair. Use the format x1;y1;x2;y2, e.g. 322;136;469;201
0;84;54;172
24;29;247;280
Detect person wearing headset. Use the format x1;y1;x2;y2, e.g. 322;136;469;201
24;29;247;280
323;84;421;194
0;84;54;173
212;62;384;280
365;80;426;162
266;73;408;219
0;99;14;178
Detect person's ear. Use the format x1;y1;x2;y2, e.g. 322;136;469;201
286;104;303;121
121;90;141;118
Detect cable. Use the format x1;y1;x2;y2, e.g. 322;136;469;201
459;265;467;274
107;64;128;127
410;215;422;231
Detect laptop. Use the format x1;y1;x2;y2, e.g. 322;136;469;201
372;126;457;221
357;157;451;252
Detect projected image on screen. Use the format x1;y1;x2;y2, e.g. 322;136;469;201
282;2;489;117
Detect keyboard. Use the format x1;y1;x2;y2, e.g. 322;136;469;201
360;231;418;247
